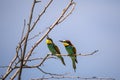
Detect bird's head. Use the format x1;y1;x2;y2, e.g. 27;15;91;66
59;40;72;46
46;36;53;44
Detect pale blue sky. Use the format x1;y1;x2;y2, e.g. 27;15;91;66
0;0;120;80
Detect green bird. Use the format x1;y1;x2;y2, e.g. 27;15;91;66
59;40;78;71
46;36;66;66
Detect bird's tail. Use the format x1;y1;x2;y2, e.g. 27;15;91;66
75;58;78;63
58;56;66;66
71;57;76;72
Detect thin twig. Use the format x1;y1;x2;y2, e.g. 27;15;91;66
31;76;115;80
36;54;50;67
24;0;75;69
58;2;76;24
28;27;49;41
3;47;20;79
30;0;53;31
21;19;26;41
52;50;99;56
18;0;37;79
0;66;9;68
37;67;68;76
15;54;50;69
23;50;98;62
3;0;76;79
26;56;57;62
28;32;41;41
14;50;98;69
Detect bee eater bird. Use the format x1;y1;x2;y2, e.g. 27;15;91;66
46;36;66;66
59;40;78;71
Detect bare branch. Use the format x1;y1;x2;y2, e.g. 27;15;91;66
3;46;21;79
51;50;99;56
31;54;50;67
37;67;67;76
80;50;99;56
25;56;57;62
28;32;41;41
2;0;37;78
2;0;97;80
30;0;53;31
22;0;75;70
35;0;41;3
0;66;9;68
23;50;98;63
21;19;26;41
58;2;76;24
1;0;115;79
28;0;36;27
15;50;98;70
17;0;37;79
28;27;49;41
31;76;115;80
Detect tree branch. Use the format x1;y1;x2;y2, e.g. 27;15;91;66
2;0;78;80
30;0;53;32
51;50;99;56
31;76;115;80
37;67;68;76
14;50;98;69
15;0;37;79
58;2;76;24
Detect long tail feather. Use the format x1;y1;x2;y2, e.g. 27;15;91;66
58;56;66;66
71;57;76;72
75;58;78;63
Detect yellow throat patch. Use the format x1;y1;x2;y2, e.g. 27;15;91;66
63;42;69;46
46;39;52;44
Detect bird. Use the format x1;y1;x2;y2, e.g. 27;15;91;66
59;40;78;71
46;36;66;66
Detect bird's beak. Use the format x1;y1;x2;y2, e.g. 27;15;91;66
59;40;64;42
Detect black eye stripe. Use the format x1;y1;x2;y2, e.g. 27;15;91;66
67;41;72;45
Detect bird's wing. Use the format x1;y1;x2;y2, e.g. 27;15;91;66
72;46;78;63
72;46;76;54
54;44;61;54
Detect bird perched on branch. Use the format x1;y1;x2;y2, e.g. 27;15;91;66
46;36;66;66
59;40;78;72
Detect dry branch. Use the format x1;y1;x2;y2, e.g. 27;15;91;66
0;50;98;69
0;0;115;80
2;0;76;80
52;50;99;56
58;2;76;24
0;0;101;80
37;67;68;76
31;76;115;80
30;0;53;31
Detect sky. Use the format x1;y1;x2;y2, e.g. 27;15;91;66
0;0;120;80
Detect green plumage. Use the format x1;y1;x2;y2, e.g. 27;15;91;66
46;38;65;66
59;40;78;72
65;45;78;72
